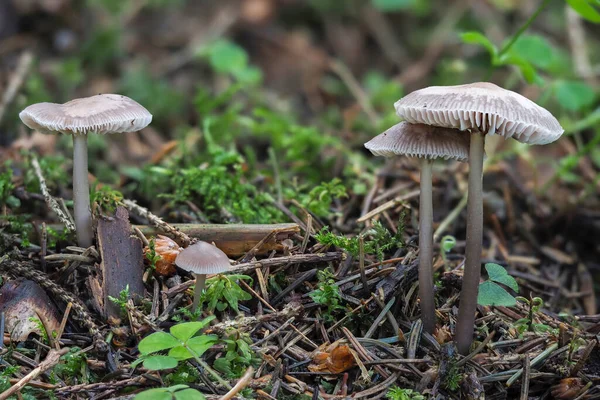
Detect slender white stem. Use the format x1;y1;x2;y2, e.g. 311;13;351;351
456;132;485;355
72;134;93;248
418;158;436;334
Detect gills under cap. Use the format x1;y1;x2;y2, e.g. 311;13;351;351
394;82;563;145
19;94;152;135
175;241;231;275
365;122;470;162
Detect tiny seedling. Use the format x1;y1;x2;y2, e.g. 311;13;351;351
108;285;131;318
477;263;519;307
133;316;217;372
145;238;162;271
386;386;425;400
202;274;252;314
213;332;259;378
440;235;456;267
514;296;555;335
133;384;205;400
309;269;345;322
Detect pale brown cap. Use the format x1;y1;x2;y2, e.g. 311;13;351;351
175;241;231;275
394;82;563;145
19;94;152;135
365;122;470;162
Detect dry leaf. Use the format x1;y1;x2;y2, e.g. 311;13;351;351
308;341;356;374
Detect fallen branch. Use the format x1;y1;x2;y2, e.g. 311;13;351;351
124;199;191;246
32;156;76;232
0;347;69;400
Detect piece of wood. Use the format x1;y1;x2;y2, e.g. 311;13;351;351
95;207;145;318
135;223;300;256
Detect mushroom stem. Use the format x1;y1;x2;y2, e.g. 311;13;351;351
456;131;485;355
418;158;436;334
192;274;206;312
72;134;93;248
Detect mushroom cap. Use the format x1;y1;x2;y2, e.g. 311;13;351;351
394;82;563;145
19;94;152;135
365;122;470;162
175;241;231;275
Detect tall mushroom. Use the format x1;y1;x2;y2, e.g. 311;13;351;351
19;94;152;248
175;241;232;312
365;122;470;334
394;82;563;353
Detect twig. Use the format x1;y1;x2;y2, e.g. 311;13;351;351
357;190;418;223
124;199;191;246
32;156;75;232
0;50;33;124
221;366;254;400
0;347;69;400
328;59;379;125
54;303;72;350
229;252;344;275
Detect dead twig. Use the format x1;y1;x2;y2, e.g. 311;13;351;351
32;156;76;232
0;347;69;400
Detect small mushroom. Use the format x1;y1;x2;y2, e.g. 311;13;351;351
365;122;470;334
394;82;563;353
175;241;232;312
19;94;152;248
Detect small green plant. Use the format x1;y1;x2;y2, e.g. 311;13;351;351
202;274;252;314
386;386;425;400
440;235;456;267
134;384;205;400
315;217;405;261
145;238;161;271
0;167;20;209
299;178;347;217
91;184;124;215
477;263;519;307
514;296;554;335
213;332;259;378
133;317;217;372
108;285;131;318
309;269;345;322
53;347;94;385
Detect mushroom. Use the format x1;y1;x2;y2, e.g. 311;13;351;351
394;82;563;353
175;241;232;312
19;94;152;248
365;122;470;334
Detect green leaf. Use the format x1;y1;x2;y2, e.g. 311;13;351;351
509;34;555;70
554;80;596;111
174;389;206;400
186;335;218;357
170;321;209;342
168;346;194;361
460;31;498;62
133;388;172;400
143;355;179;371
484;263;519;292
213;357;233;375
372;0;415;11
477;281;517;307
441;235;456;253
138;332;181;355
566;0;600;23
207;40;249;74
498;54;542;85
